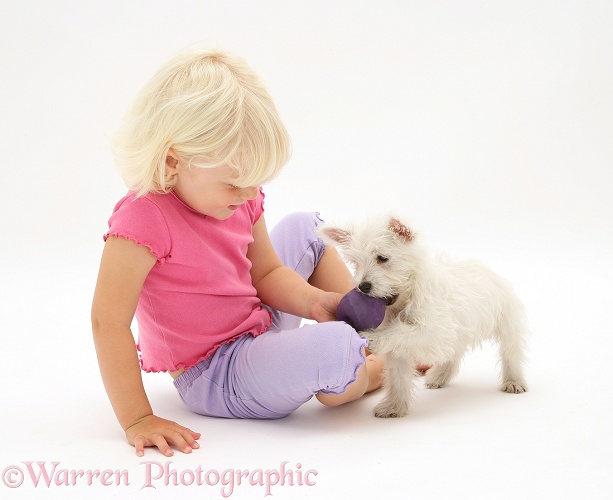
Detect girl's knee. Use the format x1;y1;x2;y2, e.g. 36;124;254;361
268;212;326;278
271;212;323;240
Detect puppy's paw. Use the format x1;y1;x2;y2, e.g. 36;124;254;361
424;367;450;389
374;401;409;418
365;335;382;353
425;380;447;389
501;381;527;394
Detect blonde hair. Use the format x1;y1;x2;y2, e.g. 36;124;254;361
112;49;291;196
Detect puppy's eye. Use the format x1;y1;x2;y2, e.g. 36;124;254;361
376;255;389;264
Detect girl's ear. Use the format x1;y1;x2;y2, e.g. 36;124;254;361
165;148;179;173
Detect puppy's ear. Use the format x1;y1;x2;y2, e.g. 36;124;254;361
317;225;352;245
389;218;413;242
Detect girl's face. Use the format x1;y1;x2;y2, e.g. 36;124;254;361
167;153;258;220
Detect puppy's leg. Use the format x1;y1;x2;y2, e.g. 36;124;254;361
424;356;462;389
496;304;528;394
374;354;415;418
499;346;528;393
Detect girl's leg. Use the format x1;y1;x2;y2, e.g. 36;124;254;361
227;321;371;418
307;235;354;294
267;212;384;406
267;212;354;330
174;322;376;419
317;353;385;406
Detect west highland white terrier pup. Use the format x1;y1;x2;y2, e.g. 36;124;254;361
319;216;528;418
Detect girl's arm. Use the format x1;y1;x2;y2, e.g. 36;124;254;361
91;236;201;456
248;216;341;322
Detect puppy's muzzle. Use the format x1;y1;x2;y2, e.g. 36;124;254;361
358;281;398;306
385;295;399;306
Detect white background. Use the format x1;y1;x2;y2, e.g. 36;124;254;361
1;1;612;499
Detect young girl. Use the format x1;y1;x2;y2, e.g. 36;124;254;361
91;49;384;457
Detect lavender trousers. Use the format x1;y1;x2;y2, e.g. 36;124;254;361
173;212;367;419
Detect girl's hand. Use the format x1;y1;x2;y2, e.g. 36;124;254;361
310;291;343;323
125;414;201;457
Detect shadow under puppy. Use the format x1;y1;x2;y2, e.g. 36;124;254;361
318;216;528;418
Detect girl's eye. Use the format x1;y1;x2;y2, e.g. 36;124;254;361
376;255;389;264
228;184;240;189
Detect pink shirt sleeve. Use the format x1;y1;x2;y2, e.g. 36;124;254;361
104;194;172;263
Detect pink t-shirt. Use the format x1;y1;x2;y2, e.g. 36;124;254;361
104;188;272;372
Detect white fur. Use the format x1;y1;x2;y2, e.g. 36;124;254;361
319;215;528;418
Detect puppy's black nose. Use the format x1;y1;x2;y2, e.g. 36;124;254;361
358;282;372;294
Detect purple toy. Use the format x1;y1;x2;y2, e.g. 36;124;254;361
336;289;387;331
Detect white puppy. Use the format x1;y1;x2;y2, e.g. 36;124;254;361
319;216;528;418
